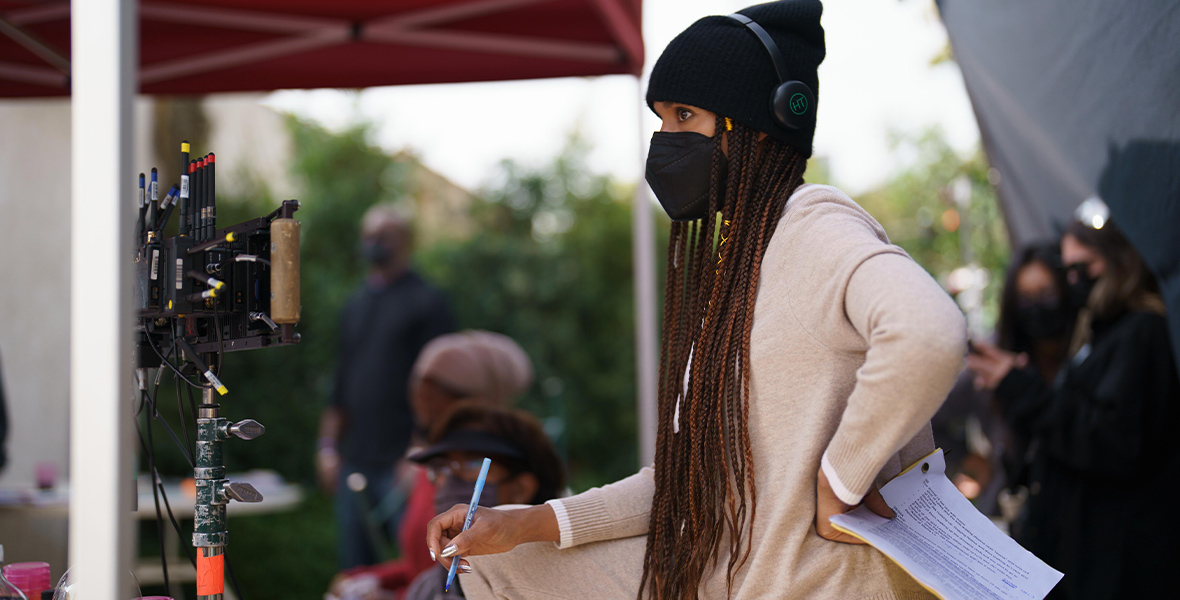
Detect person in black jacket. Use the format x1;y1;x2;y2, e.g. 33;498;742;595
933;243;1075;514
968;210;1178;600
318;204;456;569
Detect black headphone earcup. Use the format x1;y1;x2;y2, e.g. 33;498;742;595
771;80;815;130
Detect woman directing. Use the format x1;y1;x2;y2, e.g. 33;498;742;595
428;1;967;598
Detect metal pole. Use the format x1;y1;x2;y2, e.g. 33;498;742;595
195;394;226;600
632;75;658;468
69;0;137;596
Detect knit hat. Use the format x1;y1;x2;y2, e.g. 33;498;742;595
646;0;825;157
411;330;534;405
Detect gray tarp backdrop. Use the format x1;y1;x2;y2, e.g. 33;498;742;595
938;0;1180;372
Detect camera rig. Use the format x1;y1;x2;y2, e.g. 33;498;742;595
132;141;301;600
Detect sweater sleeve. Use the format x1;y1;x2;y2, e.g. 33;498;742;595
821;253;968;504
544;467;654;549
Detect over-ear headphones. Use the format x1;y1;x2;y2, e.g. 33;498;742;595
725;13;815;131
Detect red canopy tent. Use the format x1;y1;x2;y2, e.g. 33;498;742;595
0;0;643;96
1;1;653;597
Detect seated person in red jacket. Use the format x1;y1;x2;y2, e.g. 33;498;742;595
329;331;535;599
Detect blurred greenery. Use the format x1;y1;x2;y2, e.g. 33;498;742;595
138;118;1006;600
855;127;1010;331
416;137;669;491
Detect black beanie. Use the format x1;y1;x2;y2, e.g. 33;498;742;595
646;0;825;157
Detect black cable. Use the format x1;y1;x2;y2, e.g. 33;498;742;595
225;553;244;600
144;327;212;390
155;474;197;568
213;296;224;373
186;383;199;424
175;371;193;459
136;400;171;592
143;384;194;467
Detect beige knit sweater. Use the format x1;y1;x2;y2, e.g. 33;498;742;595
546;184;967;599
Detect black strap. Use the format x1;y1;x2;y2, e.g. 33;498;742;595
726;13;790;84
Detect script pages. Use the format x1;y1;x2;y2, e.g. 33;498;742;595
828;449;1063;600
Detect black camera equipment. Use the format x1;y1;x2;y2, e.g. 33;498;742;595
132;140;301;600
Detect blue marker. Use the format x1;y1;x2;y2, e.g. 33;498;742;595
445;457;491;593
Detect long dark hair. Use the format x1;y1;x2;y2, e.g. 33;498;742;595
639;117;807;600
995;243;1072;355
1064;221;1164;320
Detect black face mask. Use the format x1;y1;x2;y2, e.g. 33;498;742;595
434;478;498;516
645;131;726;222
362;241;392;266
1066;265;1097;309
1016;303;1069;340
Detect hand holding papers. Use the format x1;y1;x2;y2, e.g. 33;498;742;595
829;450;1063;600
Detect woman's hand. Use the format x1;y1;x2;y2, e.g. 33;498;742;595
815;467;894;544
965;340;1028;391
426;503;560;571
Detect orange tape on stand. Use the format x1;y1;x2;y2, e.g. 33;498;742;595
196;551;225;596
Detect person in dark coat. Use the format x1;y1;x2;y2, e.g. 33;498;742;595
318;204;456;569
933;243;1074;515
968;207;1178;600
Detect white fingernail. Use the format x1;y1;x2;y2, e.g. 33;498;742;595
429;548;436;561
460;564;473;574
441;544;458;558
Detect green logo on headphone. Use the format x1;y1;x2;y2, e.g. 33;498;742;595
789;93;808;115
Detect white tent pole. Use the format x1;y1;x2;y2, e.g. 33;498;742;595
69;0;136;596
632;75;658;468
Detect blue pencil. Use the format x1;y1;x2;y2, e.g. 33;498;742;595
445;457;492;593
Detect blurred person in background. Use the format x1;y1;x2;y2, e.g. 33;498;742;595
968;209;1179;600
401;403;565;600
933;244;1074;514
328;331;534;599
319;203;456;569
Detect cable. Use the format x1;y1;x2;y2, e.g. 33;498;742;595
225;554;244;600
136;400;170;592
155;473;196;568
175;371;193;460
143;326;213;390
233;254;270;266
143;384;194;468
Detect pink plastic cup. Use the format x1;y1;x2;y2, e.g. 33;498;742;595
2;562;51;598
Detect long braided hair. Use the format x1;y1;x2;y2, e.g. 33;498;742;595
639;115;808;600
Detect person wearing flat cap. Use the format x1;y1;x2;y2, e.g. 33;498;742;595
330;331;536;599
428;1;966;598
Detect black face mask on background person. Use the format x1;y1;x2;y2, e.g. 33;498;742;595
362;240;392;266
1066;265;1097;309
433;477;499;516
1016;302;1069;340
645;131;726;222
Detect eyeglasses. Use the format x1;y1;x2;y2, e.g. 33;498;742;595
424;459;488;485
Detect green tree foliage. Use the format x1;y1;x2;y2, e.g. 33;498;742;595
854;127;1010;328
417;139;664;492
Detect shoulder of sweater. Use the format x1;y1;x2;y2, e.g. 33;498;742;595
782;183;891;244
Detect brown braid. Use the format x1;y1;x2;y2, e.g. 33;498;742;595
639;116;808;600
